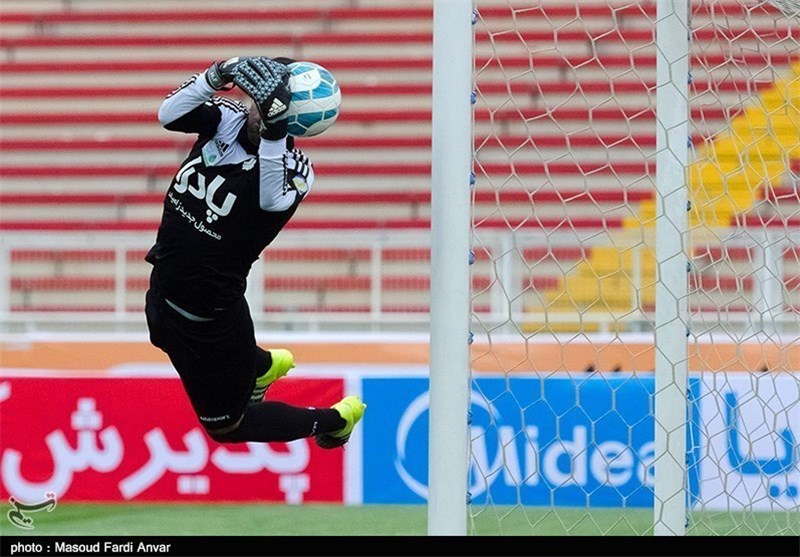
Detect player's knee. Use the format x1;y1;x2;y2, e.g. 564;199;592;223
207;428;236;443
204;417;244;443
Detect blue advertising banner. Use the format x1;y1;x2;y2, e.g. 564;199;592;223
363;374;701;507
692;373;799;511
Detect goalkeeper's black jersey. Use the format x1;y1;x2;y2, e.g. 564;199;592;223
145;72;313;318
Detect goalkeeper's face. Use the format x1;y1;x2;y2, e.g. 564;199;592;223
246;101;261;146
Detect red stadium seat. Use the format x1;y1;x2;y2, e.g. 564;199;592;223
1;0;796;319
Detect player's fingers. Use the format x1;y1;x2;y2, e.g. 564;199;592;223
261;58;289;82
237;60;271;90
237;66;259;86
253;58;285;82
249;58;271;80
232;70;257;92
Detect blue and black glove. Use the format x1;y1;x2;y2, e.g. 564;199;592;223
234;57;292;140
205;56;250;90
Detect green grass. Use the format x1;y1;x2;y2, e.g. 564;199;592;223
2;504;797;536
469;506;800;536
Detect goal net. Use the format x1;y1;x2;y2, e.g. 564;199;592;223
467;0;799;535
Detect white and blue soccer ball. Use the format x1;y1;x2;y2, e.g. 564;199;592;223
286;61;341;137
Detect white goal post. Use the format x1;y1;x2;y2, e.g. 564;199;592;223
653;0;690;536
428;0;474;536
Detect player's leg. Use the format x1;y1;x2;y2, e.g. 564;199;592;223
314;396;367;448
149;292;365;445
146;284;253;430
205;301;365;444
208;397;366;445
249;347;295;404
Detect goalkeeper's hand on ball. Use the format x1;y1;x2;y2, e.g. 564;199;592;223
234;57;292;140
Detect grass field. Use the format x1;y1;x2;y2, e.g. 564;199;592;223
2;504;797;536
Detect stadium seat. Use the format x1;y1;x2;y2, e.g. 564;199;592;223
1;0;797;320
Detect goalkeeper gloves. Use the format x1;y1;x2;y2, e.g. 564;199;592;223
233;57;292;140
205;56;249;90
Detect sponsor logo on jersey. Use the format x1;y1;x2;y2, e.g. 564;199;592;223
170;157;238;239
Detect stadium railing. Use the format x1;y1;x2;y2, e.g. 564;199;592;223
1;229;797;334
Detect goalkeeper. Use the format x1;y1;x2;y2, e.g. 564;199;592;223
144;56;365;447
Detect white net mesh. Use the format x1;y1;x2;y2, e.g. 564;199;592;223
469;0;799;535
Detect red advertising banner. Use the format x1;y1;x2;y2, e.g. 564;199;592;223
0;377;344;503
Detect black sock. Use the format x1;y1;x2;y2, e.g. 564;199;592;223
215;401;345;443
254;347;272;376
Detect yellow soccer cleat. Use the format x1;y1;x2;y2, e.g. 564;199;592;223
315;395;367;449
250;348;295;404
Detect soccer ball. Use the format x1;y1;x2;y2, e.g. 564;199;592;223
286;61;341;137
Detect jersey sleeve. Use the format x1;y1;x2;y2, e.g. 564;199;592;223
258;138;315;212
158;70;246;137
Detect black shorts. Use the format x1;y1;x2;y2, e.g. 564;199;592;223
145;282;257;431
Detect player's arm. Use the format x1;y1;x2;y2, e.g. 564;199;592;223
231;57;314;212
157;58;245;135
259;140;314;212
